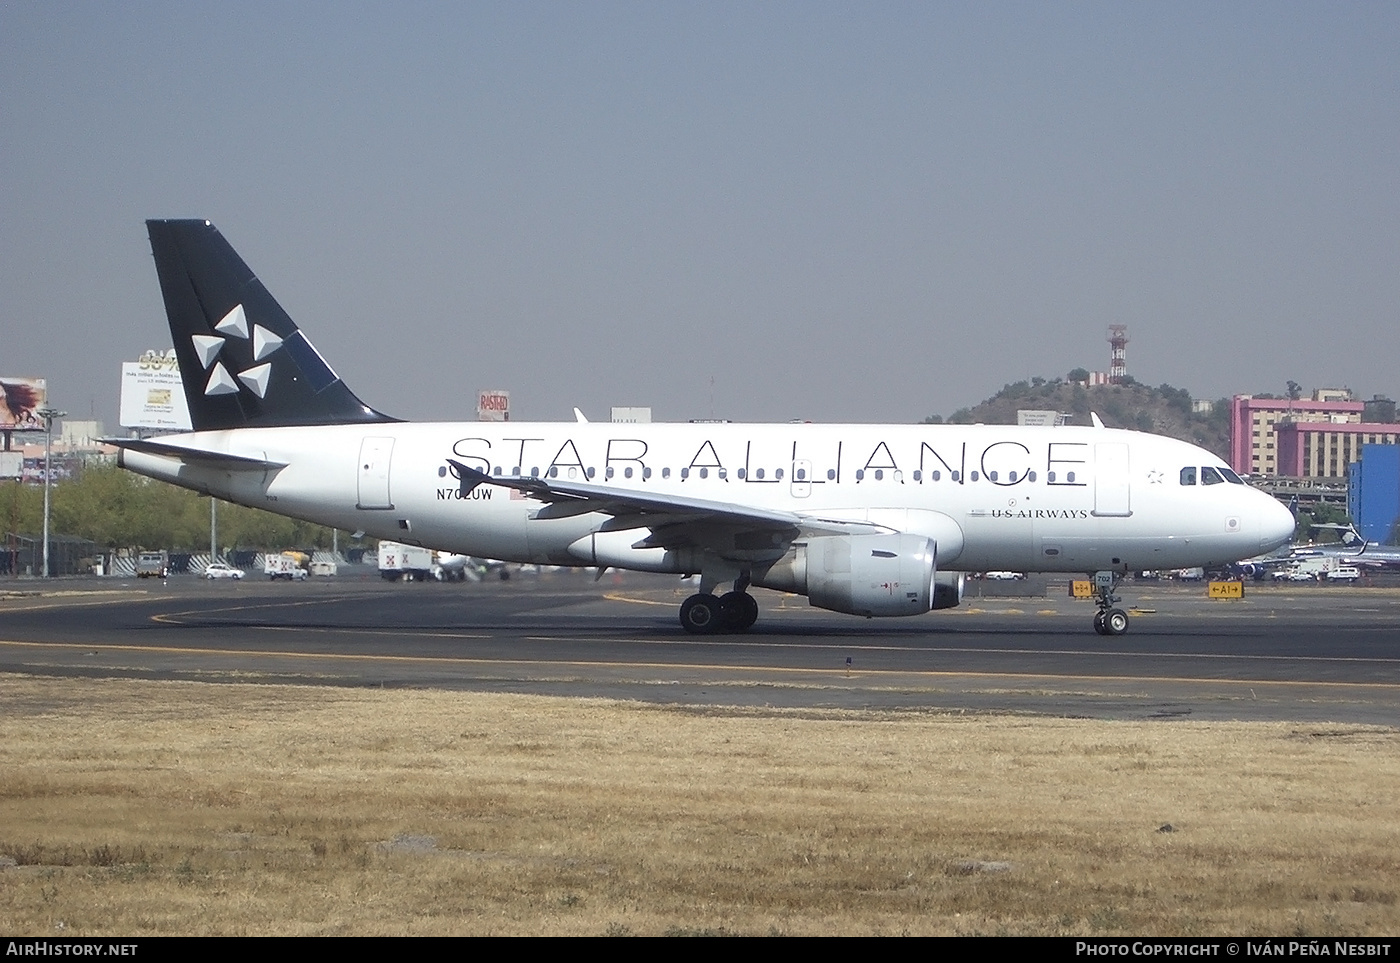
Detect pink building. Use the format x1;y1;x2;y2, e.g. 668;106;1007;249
1275;421;1400;479
1229;395;1363;476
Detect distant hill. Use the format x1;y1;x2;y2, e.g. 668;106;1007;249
923;377;1232;460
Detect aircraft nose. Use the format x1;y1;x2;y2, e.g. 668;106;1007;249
1258;494;1295;552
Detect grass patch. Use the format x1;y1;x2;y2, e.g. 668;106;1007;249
1;674;1397;936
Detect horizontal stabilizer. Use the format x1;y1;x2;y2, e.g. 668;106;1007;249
106;437;286;471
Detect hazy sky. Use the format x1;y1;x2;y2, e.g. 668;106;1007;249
3;2;1397;428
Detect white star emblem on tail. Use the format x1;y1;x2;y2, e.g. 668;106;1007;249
252;324;283;361
215;303;248;338
237;363;272;398
204;362;239;396
191;334;224;369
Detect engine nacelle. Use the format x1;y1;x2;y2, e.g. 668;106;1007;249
931;571;965;610
755;533;944;617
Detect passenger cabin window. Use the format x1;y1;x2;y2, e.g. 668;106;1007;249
1180;467;1197;485
1201;467;1224;485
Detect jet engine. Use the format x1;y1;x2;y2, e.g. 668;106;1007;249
755;532;959;617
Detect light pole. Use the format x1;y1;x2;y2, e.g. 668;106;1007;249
36;406;66;578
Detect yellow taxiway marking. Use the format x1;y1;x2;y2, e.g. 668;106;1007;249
150;593;372;623
602;592;675;608
0;593;174;613
525;635;1400;666
3;637;1396;691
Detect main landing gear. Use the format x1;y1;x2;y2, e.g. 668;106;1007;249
1091;571;1130;636
680;573;759;634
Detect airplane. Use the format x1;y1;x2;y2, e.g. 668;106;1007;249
1236;532;1400;577
113;219;1297;637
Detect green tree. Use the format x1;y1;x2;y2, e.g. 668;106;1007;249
13;463;341;552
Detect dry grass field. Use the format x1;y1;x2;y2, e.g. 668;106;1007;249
1;674;1397;936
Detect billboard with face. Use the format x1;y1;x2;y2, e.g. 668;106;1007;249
0;377;47;431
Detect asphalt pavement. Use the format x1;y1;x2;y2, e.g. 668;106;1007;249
2;570;1397;723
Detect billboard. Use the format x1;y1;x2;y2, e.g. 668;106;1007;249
120;350;193;431
611;407;652;423
477;389;510;422
0;376;47;431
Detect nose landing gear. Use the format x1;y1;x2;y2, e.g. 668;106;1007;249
1091;571;1130;636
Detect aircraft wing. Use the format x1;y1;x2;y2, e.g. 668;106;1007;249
448;461;886;537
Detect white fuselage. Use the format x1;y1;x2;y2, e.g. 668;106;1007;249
120;421;1295;578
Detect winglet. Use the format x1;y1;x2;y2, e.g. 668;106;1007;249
573;407;589;423
447;460;490;498
1090;412;1105;429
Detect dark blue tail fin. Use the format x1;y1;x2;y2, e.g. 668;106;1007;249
146;219;397;431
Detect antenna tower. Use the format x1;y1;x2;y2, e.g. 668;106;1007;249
1107;324;1129;384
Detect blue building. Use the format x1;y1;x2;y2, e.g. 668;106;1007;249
1349;445;1400;545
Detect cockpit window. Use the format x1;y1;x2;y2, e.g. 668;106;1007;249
1201;466;1224;485
1180;467;1197;486
1220;467;1245;484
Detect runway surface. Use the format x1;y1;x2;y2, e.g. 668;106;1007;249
2;571;1398;723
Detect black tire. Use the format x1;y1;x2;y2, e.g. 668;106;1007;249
1093;610;1107;635
718;591;759;632
1104;608;1130;636
679;593;721;634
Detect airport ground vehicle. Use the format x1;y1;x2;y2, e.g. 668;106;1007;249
264;553;309;580
203;561;244;580
113;220;1297;636
378;541;434;581
135;551;168;579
